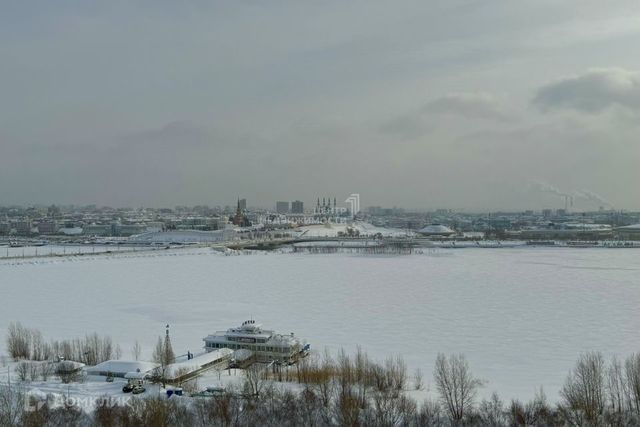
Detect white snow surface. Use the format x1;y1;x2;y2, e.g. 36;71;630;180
1;247;639;402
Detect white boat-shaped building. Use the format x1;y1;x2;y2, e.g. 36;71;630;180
418;224;456;237
203;320;309;364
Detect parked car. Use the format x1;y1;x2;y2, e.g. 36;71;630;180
122;383;134;393
132;385;146;394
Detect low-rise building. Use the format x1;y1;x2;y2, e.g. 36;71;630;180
203;320;309;364
520;223;613;240
83;224;111;236
37;221;58;235
291;200;304;214
115;224;147;236
0;223;10;235
615;224;640;240
129;229;235;244
15;221;32;236
276;201;289;214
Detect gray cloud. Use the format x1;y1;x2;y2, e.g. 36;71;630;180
380;92;512;139
2;2;640;209
533;68;640;113
422;92;512;121
118;121;213;149
378;112;434;140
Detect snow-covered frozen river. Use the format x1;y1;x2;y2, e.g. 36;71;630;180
1;247;639;401
0;244;157;258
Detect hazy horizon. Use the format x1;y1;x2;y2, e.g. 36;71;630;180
0;199;627;215
2;1;640;210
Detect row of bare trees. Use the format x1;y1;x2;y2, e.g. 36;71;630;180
239;350;640;426
0;384;90;427
6;322;120;365
14;361;54;382
14;360;82;385
4;335;640;426
560;352;640;426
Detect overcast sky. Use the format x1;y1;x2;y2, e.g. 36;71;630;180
2;1;640;210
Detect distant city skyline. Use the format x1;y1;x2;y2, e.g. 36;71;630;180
0;197;628;215
2;2;640;210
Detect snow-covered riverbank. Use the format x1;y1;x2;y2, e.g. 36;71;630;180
1;247;639;401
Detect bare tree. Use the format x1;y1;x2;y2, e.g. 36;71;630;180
386;355;407;393
244;364;266;397
94;394;119;427
478;392;506;426
153;328;175;366
28;362;39;382
56;361;81;384
132;340;142;361
152;336;164;365
369;391;416;426
414;368;424;391
46;332;117;365
608;356;627;423
151;332;175;387
40;363;53;382
6;322;32;360
0;384;26;427
16;362;29;382
150;337;168;387
526;388;555;427
560;351;606;426
336;388;361;426
433;353;483;425
625;353;640;417
99;335;114;363
31;330;44;361
306;349;334;411
415;398;444;426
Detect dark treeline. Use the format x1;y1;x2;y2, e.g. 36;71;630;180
2;348;640;426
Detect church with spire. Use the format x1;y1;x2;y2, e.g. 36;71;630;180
230;198;251;227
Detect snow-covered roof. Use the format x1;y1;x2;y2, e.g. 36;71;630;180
163;348;233;380
561;223;612;230
124;371;148;379
418;224;455;235
232;349;253;362
86;360;159;376
617;223;640;231
56;360;85;371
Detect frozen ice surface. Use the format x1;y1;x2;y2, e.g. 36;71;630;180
0;244;152;258
1;247;639;401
